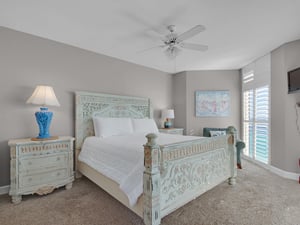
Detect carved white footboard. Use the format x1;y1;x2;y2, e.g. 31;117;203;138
143;127;237;225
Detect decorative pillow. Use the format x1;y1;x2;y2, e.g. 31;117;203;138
132;118;159;133
93;117;133;138
210;130;226;137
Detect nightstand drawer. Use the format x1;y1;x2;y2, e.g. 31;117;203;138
19;168;68;188
19;153;68;174
166;129;182;135
159;128;184;135
18;142;71;156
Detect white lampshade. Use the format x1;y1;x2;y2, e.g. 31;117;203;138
26;85;60;106
162;109;175;119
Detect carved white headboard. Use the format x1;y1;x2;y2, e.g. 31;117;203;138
75;91;152;150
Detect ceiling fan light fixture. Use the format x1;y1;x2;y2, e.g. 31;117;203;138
165;33;178;44
165;46;181;59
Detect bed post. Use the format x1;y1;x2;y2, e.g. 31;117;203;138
75;148;82;178
227;126;237;185
143;133;161;225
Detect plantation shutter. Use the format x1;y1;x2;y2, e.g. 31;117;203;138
254;86;269;163
242;54;270;164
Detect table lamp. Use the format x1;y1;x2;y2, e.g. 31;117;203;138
162;109;175;128
26;85;60;140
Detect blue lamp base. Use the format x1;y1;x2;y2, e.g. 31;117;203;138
164;119;172;128
35;107;53;139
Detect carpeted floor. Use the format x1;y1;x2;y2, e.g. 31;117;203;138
0;160;300;225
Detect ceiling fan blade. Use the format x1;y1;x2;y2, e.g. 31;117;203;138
177;25;206;42
180;42;208;51
137;45;166;53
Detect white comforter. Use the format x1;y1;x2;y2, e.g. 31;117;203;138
78;133;201;206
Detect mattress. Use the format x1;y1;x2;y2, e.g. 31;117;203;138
78;132;201;206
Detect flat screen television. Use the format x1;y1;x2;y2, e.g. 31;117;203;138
288;67;300;94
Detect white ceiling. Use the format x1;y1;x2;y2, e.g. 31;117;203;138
1;0;300;73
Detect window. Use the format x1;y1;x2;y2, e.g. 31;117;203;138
243;86;269;163
242;54;270;164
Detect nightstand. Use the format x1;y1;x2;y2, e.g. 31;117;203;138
8;136;75;204
159;128;184;135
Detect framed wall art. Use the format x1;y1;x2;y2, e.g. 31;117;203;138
195;90;230;117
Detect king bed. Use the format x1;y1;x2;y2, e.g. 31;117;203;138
75;91;237;225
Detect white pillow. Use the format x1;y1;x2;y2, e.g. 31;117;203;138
93;117;133;138
132;118;159;133
210;130;226;137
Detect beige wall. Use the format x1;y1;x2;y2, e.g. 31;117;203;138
172;72;187;130
173;70;241;136
0;27;173;186
271;39;300;173
4;24;298;187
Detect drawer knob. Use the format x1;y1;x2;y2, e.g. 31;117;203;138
56;157;60;161
57;172;61;176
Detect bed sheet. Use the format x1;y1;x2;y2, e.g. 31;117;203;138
78;133;202;206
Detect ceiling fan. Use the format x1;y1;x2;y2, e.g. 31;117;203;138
143;24;208;59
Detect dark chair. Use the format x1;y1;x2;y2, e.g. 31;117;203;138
203;127;245;169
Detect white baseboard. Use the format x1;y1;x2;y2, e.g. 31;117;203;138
243;156;300;181
0;185;9;195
